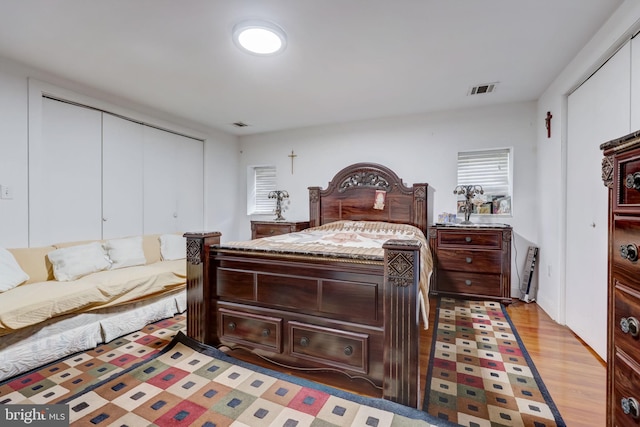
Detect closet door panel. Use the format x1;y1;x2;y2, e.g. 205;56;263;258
176;136;204;232
102;114;144;239
30;98;102;246
143;126;179;234
566;41;631;360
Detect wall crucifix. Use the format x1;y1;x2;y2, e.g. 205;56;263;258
288;150;297;174
545;111;553;138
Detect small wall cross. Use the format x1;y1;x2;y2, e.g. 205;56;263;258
288;150;297;174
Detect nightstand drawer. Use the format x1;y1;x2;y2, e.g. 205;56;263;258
253;223;291;238
438;271;502;297
436;248;502;274
437;230;502;249
251;220;310;239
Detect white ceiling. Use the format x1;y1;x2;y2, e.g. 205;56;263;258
0;0;624;135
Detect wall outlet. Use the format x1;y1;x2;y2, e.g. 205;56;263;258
0;185;13;200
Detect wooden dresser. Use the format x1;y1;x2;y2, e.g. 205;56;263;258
251;220;310;239
428;224;512;304
601;130;640;426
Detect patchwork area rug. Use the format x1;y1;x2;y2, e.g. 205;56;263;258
61;333;445;426
423;297;565;427
1;315;446;426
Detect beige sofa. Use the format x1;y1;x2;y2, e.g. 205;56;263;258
0;234;188;381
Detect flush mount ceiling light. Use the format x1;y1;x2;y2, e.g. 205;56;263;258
232;20;287;56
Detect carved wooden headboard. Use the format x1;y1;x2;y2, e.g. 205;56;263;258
308;163;433;235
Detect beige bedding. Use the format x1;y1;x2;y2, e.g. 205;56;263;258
0;259;186;336
221;220;432;327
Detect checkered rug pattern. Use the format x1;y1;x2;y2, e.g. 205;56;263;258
0;315;186;406
1;315;443;426
423;297;565;427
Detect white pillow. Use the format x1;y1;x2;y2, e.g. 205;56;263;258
0;247;30;292
104;236;147;270
48;242;111;281
160;234;186;261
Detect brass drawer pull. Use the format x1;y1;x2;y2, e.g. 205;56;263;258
465;236;472;243
625;172;640;191
620;317;640;337
465;257;472;263
344;346;353;356
300;337;310;347
262;328;271;337
465;279;472;286
622;397;640;419
227;322;236;331
620;244;639;262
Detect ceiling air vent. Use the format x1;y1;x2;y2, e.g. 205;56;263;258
468;82;498;96
232;121;249;128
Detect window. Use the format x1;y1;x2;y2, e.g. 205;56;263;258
247;165;277;215
456;148;512;216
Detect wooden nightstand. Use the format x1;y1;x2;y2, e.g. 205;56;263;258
251;220;310;239
428;224;512;304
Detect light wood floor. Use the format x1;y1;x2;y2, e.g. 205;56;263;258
229;297;606;425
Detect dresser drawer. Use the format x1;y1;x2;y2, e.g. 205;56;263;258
438;271;502;297
617;153;640;207
613;352;640;426
289;321;368;373
437;230;502;249
614;284;640;361
219;308;282;353
613;217;640;288
435;248;502;274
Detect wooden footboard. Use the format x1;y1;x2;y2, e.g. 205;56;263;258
184;233;422;408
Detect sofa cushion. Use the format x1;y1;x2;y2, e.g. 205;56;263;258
48;242;111;281
0;248;30;292
104;236;146;270
160;234;187;261
142;234;162;265
7;246;55;284
0;259;185;335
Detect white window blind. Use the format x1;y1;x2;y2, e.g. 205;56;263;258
457;148;510;196
247;165;277;215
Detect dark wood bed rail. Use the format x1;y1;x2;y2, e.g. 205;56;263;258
184;233;423;408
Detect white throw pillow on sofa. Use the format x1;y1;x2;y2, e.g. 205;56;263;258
104;236;147;270
48;242;111;281
0;247;30;292
160;234;186;261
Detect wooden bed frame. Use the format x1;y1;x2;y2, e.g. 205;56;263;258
185;163;433;408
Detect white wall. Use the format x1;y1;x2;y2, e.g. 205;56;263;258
536;0;640;322
238;101;539;296
0;55;240;248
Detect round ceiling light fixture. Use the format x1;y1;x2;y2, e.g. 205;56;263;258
232;20;287;56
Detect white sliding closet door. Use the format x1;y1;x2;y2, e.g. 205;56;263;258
102;114;144;239
30;98;102;246
176;136;204;233
143;127;203;235
566;41;631;360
